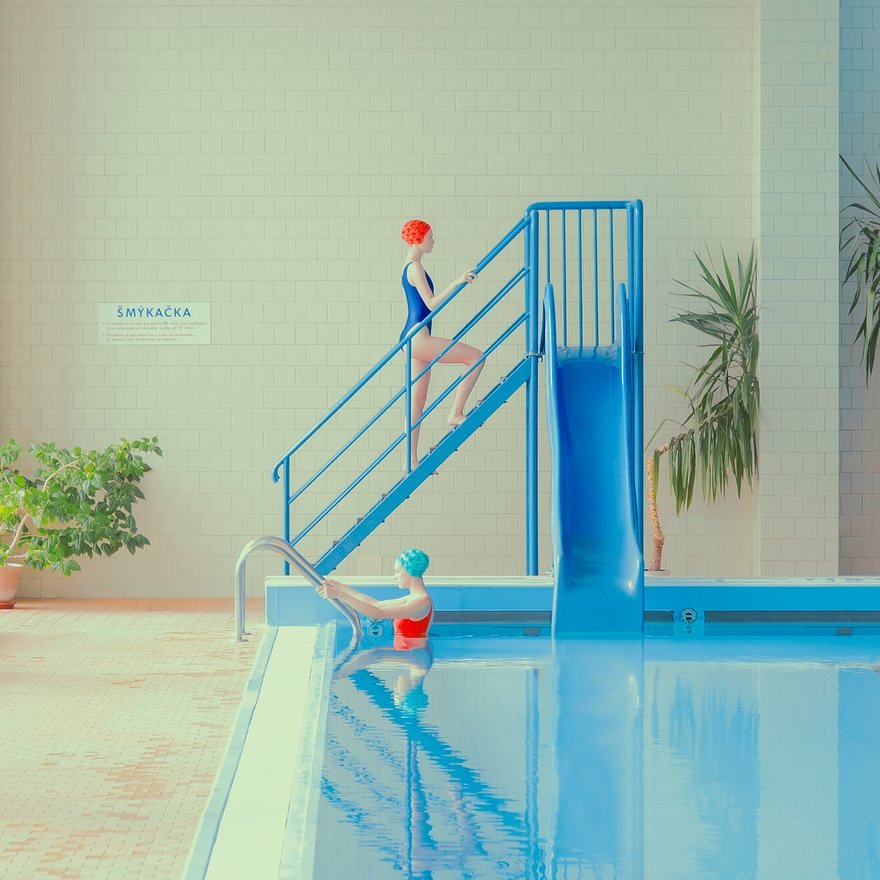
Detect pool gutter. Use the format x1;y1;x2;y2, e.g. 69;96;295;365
267;575;880;626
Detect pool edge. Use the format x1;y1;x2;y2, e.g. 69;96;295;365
182;625;280;880
278;623;337;880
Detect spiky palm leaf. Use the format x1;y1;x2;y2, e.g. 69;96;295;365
665;246;760;514
840;153;880;382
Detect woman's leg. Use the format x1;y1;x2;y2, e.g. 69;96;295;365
407;356;431;468
411;334;485;426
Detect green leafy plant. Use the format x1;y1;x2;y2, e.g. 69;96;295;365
646;247;759;571
840;152;880;381
0;437;162;574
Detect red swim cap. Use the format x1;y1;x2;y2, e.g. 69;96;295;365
401;219;431;245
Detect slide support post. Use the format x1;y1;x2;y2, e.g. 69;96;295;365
526;210;540;575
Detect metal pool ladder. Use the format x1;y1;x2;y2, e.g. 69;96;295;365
234;535;361;642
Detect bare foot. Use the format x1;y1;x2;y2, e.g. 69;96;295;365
410;458;438;476
447;413;466;428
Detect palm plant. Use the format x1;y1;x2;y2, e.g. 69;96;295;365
840;153;880;381
646;246;759;571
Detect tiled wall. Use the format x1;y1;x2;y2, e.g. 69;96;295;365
753;0;840;576
1;0;759;598
839;0;880;574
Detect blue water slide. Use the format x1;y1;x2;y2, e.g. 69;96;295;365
544;282;644;633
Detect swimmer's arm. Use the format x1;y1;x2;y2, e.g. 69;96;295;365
319;579;429;621
319;579;427;620
336;594;427;621
318;579;386;617
319;579;375;606
408;263;476;311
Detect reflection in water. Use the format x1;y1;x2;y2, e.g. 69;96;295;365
552;637;644;878
645;662;760;880
312;631;880;880
839;668;880;880
319;636;542;878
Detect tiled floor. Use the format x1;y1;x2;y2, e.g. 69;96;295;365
0;599;266;880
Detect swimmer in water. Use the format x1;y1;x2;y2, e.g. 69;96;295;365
319;548;434;639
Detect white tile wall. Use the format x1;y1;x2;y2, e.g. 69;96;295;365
839;0;880;575
753;0;840;576
1;0;761;597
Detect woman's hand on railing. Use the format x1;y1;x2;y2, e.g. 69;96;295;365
438;270;478;303
318;578;344;600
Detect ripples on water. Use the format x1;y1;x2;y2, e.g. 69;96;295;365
312;629;880;880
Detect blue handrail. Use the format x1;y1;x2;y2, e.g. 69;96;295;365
525;200;634;211
617;282;641;535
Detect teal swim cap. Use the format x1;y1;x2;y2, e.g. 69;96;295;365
400;687;429;713
397;548;429;578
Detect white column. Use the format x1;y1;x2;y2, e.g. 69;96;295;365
754;0;840;576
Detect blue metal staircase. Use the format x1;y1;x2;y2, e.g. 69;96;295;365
272;202;644;580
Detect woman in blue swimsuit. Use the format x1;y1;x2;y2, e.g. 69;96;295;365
400;219;484;470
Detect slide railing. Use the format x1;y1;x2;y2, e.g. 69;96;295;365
526;200;644;547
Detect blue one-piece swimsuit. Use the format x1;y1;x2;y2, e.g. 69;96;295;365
399;261;435;342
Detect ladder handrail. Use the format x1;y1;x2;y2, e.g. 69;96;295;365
234;535;361;642
271;215;529;483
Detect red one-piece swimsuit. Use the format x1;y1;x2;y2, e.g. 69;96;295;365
393;597;434;638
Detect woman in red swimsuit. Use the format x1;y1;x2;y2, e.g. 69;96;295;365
318;548;433;638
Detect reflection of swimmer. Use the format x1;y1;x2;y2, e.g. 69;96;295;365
392;638;432;714
332;632;441;870
319;548;434;637
337;635;500;870
334;637;434;715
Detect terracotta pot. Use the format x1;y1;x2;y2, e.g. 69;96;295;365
0;564;23;609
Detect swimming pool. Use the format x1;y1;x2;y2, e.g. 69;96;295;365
293;623;880;880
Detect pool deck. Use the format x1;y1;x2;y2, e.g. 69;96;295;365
6;582;880;880
0;598;277;880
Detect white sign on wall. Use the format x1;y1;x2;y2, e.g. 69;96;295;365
98;303;211;345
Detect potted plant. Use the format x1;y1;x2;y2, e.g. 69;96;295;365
646;247;759;571
0;436;162;607
840;150;880;381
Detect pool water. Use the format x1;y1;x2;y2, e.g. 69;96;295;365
310;626;880;879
